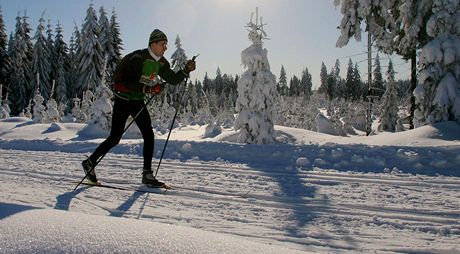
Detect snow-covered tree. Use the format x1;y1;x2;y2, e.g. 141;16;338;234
98;6;111;84
106;8;123;84
0;84;9;118
67;24;81;100
378;60;399;131
44;81;60;123
0;7;12;96
32;88;46;123
31;13;52;102
81;89;94;121
54;22;69;105
8;13;29;115
414;0;460;125
334;0;460;127
71;96;86;123
76;3;104;96
234;8;278;144
87;83;113;131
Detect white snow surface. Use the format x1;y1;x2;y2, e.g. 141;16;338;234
1;117;460;253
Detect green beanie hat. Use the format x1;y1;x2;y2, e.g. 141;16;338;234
149;29;168;45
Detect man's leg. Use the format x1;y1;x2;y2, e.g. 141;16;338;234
132;102;154;171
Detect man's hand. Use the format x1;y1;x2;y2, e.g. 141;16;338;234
144;83;162;94
185;59;196;73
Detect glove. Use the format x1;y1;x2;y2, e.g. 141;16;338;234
185;59;196;73
144;83;162;94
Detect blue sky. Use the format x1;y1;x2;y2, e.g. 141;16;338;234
0;0;409;88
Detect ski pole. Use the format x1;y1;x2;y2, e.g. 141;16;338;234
74;86;162;191
154;54;198;177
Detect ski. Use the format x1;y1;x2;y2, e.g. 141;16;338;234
79;181;171;194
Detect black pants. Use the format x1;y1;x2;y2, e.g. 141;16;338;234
89;97;154;171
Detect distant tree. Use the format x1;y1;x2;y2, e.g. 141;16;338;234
372;53;384;99
277;65;288;96
318;62;328;95
378;60;399;132
345;58;354;100
289;75;300;97
300;67;313;99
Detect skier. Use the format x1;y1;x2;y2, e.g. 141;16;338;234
81;29;196;187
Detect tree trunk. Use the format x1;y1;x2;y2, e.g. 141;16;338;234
409;52;416;129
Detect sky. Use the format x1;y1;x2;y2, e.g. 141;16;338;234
0;0;410;88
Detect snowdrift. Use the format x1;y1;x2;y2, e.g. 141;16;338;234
0;203;305;254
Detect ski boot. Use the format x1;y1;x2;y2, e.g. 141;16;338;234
142;170;165;188
82;158;98;183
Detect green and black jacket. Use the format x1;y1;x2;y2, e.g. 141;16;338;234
112;48;189;101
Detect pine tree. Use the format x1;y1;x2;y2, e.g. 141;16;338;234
372;53;384;99
414;0;460;125
300;67;313;99
345;58;354;100
289;75;300;97
54;22;69;105
68;24;80;100
8;13;29;115
353;62;363;100
21;13;34;101
0;7;12;99
76;3;104;97
378;60;399;131
46;19;56;86
319;62;328;95
169;35;188;104
31;13;52;102
107;8;123;84
98;6;111;84
235;8;278;144
277;65;288;96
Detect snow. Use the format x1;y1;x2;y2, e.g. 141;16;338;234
0;207;304;254
1;117;460;253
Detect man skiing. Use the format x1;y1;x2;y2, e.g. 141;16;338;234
81;29;196;187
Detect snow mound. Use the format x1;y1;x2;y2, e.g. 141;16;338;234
0;205;305;254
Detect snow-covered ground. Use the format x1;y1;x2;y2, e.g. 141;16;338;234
1;117;460;253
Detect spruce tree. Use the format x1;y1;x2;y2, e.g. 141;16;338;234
300;67;313;99
107;8;123;84
0;7;12;99
277;65;287;96
345;58;354;101
372;53;384;99
54;22;69;105
31;13;52;102
378;60;399;132
235;8;278;144
76;3;104;96
8;14;28;115
319;62;328;95
98;6;111;84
